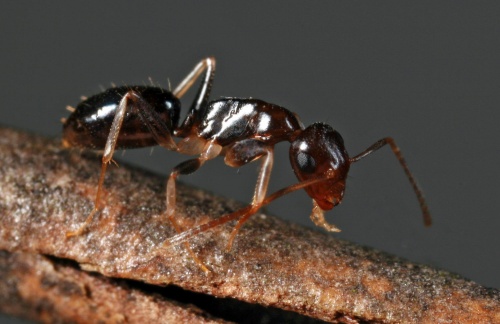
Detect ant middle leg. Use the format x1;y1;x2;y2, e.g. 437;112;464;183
165;172;344;247
165;139;222;220
66;91;178;237
165;138;222;272
164;140;274;252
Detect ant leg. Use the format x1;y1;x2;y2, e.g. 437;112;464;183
166;139;222;220
223;140;275;250
67;91;178;237
174;57;216;136
173;57;215;100
166;139;222;272
166;174;344;247
350;137;431;226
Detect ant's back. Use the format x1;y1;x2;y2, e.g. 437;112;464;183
192;98;303;147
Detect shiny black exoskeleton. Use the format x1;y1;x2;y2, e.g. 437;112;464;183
63;57;431;261
64;86;180;149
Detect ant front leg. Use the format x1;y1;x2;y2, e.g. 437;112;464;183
223;139;275;250
66;91;178;237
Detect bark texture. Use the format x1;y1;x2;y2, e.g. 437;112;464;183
0;251;229;323
0;127;499;323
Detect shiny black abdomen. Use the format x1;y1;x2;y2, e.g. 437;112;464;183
63;86;181;149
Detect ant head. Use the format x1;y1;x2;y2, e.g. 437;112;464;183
289;123;351;210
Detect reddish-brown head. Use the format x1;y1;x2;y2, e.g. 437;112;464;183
289;123;350;210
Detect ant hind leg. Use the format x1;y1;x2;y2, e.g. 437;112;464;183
174;57;216;137
66;91;178;237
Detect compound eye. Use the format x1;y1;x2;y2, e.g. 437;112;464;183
295;151;316;173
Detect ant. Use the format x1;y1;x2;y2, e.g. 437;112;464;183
63;57;431;270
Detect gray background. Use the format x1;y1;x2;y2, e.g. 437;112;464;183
0;3;499;320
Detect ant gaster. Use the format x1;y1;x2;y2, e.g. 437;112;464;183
63;58;431;269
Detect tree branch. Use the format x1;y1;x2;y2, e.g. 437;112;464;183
0;127;498;323
0;251;229;323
